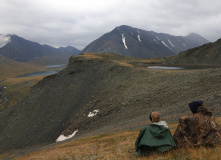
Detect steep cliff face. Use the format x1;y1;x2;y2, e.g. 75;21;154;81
0;53;220;153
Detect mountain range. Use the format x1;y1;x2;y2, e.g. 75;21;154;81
0;34;80;65
0;25;210;64
0;25;220;154
81;25;209;58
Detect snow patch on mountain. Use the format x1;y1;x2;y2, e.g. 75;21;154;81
122;34;128;49
56;130;78;142
154;39;159;44
56;109;99;142
87;109;99;117
168;39;175;47
162;41;173;51
138;35;141;42
156;36;161;40
0;35;11;48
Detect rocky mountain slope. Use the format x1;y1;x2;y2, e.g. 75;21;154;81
164;38;221;65
81;25;209;58
0;53;220;153
0;34;80;64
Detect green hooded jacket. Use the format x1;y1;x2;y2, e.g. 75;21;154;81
135;121;176;156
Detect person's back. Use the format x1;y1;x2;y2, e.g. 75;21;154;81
135;112;176;156
173;101;221;146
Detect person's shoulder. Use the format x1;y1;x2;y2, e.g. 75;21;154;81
178;116;189;123
141;125;148;130
138;126;148;133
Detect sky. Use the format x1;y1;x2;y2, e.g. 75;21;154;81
0;0;221;50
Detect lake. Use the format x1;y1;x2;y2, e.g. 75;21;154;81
147;65;219;70
18;71;58;77
147;66;183;70
46;64;66;68
18;64;66;77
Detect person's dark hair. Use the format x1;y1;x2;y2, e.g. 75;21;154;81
189;100;203;113
149;113;152;121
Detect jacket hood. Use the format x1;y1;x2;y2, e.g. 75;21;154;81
152;121;168;128
149;121;169;139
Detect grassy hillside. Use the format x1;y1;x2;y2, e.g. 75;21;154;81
0;76;43;111
1;117;220;160
0;55;68;110
164;39;221;66
0;53;220;154
0;55;50;111
0;55;46;79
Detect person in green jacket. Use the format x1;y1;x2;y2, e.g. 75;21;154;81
135;112;177;156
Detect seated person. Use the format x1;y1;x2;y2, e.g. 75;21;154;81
173;100;221;147
135;112;176;156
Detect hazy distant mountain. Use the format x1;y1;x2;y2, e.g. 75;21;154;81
58;46;80;55
165;38;221;65
0;34;80;64
81;25;210;58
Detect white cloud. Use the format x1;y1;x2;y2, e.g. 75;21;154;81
0;0;221;49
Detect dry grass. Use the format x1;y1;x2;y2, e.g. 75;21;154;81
10;117;221;160
0;57;46;110
0;60;45;79
0;76;43;110
3;76;43;85
139;58;164;64
163;70;181;74
114;61;133;67
78;53;103;60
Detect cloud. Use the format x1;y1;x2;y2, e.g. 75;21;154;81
0;0;221;49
